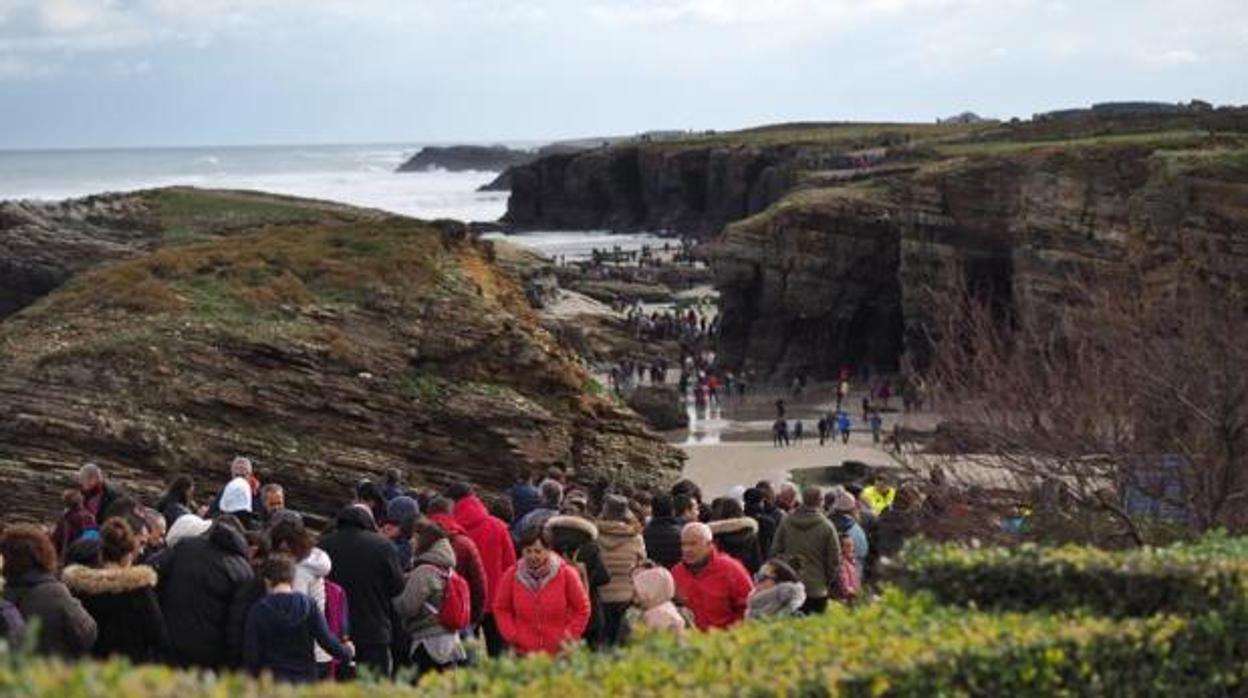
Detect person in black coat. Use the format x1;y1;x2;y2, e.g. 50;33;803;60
157;515;254;669
244;554;353;684
709;498;763;575
62;518;168;663
642;494;683;569
318;504;405;678
545;514;610;648
743;488;779;557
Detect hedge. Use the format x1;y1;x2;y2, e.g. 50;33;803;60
7;592;1237;698
894;533;1248;617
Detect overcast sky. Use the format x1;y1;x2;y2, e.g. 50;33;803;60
1;0;1245;149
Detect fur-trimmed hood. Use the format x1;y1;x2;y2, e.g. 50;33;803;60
62;564;157;596
545;515;599;540
709;517;759;536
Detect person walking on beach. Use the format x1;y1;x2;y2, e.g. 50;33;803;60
772;419;790;448
837;412;852;444
869;410;883;444
792;420;804;445
817;416;828;445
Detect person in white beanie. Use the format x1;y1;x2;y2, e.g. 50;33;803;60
219;478;256;530
166;515;212;548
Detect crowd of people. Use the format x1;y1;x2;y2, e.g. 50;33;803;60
0;458;925;685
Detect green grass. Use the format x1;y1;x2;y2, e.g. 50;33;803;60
652;121;997;150
932;128;1215;157
144;188;355;243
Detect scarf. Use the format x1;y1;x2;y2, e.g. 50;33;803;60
516;555;560;592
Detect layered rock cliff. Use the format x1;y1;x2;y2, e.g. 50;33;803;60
0;189;683;521
397;145;535;173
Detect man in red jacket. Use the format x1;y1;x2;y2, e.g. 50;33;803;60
448;482;517;656
426;496;488;628
672;522;753;631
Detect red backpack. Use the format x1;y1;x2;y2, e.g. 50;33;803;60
423;564;472;632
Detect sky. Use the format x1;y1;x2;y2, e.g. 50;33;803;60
0;0;1245;149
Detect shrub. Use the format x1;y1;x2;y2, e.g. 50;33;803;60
894;533;1248;617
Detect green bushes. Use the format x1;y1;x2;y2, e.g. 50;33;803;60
895;533;1248;617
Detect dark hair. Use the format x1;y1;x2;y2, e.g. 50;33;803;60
516;524;550;551
444;481;474;501
260;553;296;586
356;480;384;505
385;468;402;487
267;519;314;561
802;486;824;509
0;524;58;581
671;479;702;502
485;494;513;523
101;496;139;524
124;512;149;539
100;518;138;564
62;489;84;510
65;538;102;568
710;497;744;521
164;474;195;506
650;493;674;518
413;520;447;554
764;558;801;584
673;493;696;517
426;496;454;516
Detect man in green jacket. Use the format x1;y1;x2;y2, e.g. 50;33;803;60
769;486;841;614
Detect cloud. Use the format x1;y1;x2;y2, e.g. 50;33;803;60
0;53;57;80
1154;48;1201;65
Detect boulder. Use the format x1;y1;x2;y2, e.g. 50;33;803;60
627;386;689;431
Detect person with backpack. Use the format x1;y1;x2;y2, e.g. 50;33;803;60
243;554;354;684
447;482;517;657
425;497;488;630
393;521;469;677
594;495;646;647
493;526;590;656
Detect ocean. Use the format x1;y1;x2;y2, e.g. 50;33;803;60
0;142;665;258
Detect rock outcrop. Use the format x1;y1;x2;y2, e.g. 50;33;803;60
0;190;683;521
397;145;535;173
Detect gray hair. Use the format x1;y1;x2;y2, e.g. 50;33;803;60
230;456;253;478
681;522;713;542
79;462;103;480
539;479;564;508
260;483;284;498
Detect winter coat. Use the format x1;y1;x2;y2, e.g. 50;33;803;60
3;571;96;657
157;521;255;668
428;512;489;625
545;516;610;643
318;506;406;647
493;557;590;655
243;591;351;684
642;516;684;569
595;520;647;604
709;517;763;575
672;549;753;631
62;564;167;663
505;482;542;525
630;565;687;635
744;503;780;557
52;507;97;557
832;514;869;579
747;582;807;619
393;538;458;643
156;499;193;529
770;508;841;601
453;495;517;611
292;548;332;663
83;482;125;521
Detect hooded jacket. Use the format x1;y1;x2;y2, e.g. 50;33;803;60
243;591;351;684
629;566;686;634
292;548;333;663
3;570;96;658
453;495;517;610
595;519;647;604
709;517;763;575
492;556;590;655
393;538;458;643
642;515;683;569
672;548;753;631
62;564;167;663
746;582;807;619
157;521;254;668
428;512;488;625
318;506;406;647
770;508;841;601
545;515;610;643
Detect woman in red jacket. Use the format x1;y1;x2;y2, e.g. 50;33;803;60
493;526;589;656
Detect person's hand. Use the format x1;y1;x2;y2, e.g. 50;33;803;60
343;641;356;658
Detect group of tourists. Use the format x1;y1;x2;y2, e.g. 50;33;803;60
0;458;924;685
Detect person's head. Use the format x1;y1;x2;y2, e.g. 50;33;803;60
260;483;285;513
674;493;699;522
385;468;402;488
62;489;84;512
485;494;514;523
742;487;765;513
383;496;420;541
545;466;566;484
710;497;743;521
631;563;675;610
650;493;674;519
166;474;195;504
801;486;824;510
444;481;474;502
259;553;296;592
266;519;313;561
220;478;253;516
78;463;104;493
831;487;858;517
670;479;703;503
840;534;856;558
426;496;454;516
355;479;384;508
136;507;165;549
754;558;800;590
413;520;447;555
561;490;589;516
99;518;138;566
680;522;714;567
776;482;799;510
599;494;635;523
230;456;253;479
0;524;57;582
539;479;564;509
516;525;553;570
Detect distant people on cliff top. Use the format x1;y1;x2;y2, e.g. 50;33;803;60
3;447;948;685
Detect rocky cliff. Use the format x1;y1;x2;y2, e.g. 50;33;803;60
0;189;683;521
709;132;1248;379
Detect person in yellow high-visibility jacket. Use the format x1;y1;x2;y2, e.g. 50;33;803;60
861;482;896;516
